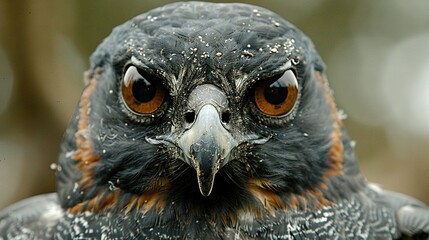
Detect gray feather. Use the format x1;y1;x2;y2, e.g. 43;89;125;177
0;193;63;239
369;185;429;238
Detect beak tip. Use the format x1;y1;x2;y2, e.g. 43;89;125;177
199;188;212;197
196;169;215;197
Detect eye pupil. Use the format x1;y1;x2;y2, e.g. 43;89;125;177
264;81;288;105
132;78;156;103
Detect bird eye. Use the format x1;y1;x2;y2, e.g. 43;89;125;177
121;66;166;115
253;70;299;116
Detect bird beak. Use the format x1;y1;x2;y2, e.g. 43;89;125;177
178;104;237;196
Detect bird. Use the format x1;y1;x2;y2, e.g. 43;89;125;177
1;1;428;239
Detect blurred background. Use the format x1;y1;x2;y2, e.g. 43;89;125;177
1;0;428;209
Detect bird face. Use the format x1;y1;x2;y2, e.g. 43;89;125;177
2;3;426;239
57;2;346;218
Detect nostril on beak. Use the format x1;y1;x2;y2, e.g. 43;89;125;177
185;111;196;124
221;111;230;124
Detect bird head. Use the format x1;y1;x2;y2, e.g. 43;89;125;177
56;2;361;219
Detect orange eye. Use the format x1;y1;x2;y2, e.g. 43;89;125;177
254;70;299;116
121;66;166;114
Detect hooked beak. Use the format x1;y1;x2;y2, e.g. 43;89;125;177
178;104;237;196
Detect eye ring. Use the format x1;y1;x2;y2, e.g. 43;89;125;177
121;65;166;115
253;70;299;116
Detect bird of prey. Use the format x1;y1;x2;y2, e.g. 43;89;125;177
1;2;428;239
